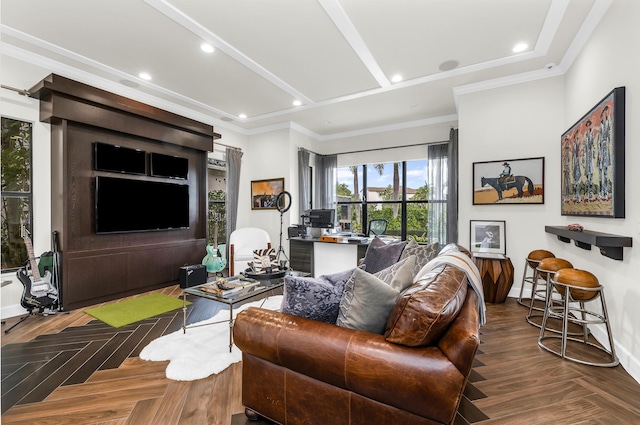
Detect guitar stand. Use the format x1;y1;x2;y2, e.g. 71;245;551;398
3;304;68;334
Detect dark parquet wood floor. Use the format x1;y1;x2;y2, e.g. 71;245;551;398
2;287;639;424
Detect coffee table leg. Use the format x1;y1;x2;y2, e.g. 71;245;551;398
229;305;234;352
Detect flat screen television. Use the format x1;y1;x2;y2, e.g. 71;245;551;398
96;176;189;234
94;142;146;175
150;152;188;179
306;209;335;229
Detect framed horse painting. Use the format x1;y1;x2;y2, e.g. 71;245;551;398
473;157;544;205
560;87;625;217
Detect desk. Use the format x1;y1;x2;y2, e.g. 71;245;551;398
289;237;369;276
473;255;514;303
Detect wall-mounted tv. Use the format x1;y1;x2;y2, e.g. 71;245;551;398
96;176;189;234
150;152;188;179
94;142;146;175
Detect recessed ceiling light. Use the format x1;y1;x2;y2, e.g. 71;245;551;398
512;43;528;53
293;100;302;106
238;113;247;119
201;43;214;53
139;72;151;81
391;74;403;83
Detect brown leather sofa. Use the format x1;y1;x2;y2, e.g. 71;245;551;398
234;254;481;425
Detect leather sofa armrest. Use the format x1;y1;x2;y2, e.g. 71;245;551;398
439;290;480;376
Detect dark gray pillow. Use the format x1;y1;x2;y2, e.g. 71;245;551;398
361;237;407;274
399;240;440;277
281;268;357;323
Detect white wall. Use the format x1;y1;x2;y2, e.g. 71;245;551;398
0;90;52;317
561;0;640;379
457;0;640;381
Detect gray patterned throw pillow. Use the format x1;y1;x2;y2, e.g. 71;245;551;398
400;239;440;277
281;268;357;323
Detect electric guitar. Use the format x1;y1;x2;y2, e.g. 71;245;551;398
16;225;58;310
202;216;226;274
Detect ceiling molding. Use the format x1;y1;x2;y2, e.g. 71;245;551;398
143;0;313;105
317;0;390;88
1;0;613;143
559;0;613;71
534;0;570;53
452;0;612;110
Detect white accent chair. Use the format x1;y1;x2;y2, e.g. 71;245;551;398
229;228;272;276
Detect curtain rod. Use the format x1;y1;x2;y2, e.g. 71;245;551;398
301;140;446;157
336;141;446;156
1;85;30;96
214;141;241;151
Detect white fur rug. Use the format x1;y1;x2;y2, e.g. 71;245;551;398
140;295;282;381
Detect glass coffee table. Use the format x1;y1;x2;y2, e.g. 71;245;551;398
182;270;309;352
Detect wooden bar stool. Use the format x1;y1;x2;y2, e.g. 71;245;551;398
518;250;555;307
526;257;572;328
538;269;619;367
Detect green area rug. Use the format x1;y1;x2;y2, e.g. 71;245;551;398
85;293;188;328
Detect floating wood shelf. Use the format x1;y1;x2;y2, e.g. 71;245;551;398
545;226;632;261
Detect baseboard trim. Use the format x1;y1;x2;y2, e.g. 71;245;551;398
1;304;27;320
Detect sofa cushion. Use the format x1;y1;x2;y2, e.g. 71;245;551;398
336;256;415;334
385;263;468;347
361;237;407;274
399;239;440;277
281;267;357;323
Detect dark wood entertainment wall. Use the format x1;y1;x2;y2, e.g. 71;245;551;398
30;74;219;310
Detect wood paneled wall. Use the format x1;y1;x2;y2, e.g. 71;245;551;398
30;74;216;310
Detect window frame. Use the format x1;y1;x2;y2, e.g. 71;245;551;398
1;116;34;272
336;158;448;242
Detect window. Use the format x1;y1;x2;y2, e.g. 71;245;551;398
336;152;449;244
1;117;33;271
207;166;226;247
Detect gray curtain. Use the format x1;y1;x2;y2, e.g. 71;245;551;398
427;143;448;245
298;148;310;218
225;147;243;257
314;154;337;209
447;128;459;243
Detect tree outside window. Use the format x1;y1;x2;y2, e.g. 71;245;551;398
1;117;33;270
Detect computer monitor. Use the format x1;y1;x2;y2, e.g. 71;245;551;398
304;209;335;229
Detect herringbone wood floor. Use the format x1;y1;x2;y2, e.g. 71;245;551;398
2;287;639;424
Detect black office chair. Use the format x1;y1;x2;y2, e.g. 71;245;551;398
368;219;388;236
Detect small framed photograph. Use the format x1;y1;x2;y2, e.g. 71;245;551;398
470;220;506;257
251;178;284;210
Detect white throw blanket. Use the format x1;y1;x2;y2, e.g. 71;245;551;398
414;252;487;325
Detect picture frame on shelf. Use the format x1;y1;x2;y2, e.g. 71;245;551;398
470;220;506;257
251;178;284;210
561;86;625;217
472;157;544;205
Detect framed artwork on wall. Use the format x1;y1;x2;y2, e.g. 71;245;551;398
251;178;284;210
561;87;625;217
473;157;544;205
470;220;506;257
